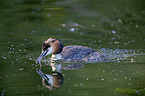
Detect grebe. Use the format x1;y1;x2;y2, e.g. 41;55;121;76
36;38;109;64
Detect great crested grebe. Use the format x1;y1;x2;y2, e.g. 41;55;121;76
36;38;109;64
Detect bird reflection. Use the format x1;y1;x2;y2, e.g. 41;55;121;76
36;59;64;90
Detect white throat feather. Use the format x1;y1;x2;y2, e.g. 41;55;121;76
51;54;62;60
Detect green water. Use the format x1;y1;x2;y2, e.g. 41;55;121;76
0;0;145;96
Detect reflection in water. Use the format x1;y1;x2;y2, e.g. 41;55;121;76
36;59;64;90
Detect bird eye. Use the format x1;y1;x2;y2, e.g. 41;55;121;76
42;43;50;50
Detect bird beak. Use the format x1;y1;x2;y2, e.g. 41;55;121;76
36;47;53;64
36;49;49;64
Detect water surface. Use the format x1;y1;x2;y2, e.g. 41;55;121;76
0;0;145;96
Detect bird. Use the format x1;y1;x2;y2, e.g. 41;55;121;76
36;38;110;64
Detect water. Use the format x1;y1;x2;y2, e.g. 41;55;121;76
0;0;145;96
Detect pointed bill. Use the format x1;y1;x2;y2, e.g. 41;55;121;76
36;47;53;64
36;50;48;64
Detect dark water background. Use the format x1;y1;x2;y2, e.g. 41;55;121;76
0;0;145;96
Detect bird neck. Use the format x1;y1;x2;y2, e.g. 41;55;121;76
51;54;62;60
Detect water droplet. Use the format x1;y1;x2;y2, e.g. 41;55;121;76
121;83;123;86
47;13;51;17
125;77;127;79
70;28;75;32
61;24;66;27
112;37;115;40
131;58;133;62
112;30;116;34
2;56;6;59
31;11;35;14
32;30;35;33
13;74;17;76
114;42;119;44
80;83;83;86
29;58;32;60
92;24;95;27
118;19;122;23
136;25;138;28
